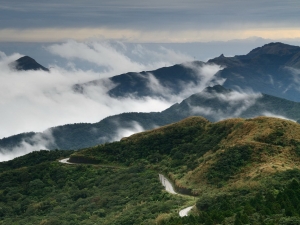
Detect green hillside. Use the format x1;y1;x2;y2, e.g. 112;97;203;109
70;116;300;224
0;151;187;225
2;116;300;224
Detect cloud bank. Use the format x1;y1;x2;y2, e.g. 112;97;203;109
0;40;224;161
188;88;263;121
145;63;224;102
0;131;55;162
0;40;193;138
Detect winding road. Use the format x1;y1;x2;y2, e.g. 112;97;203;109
179;206;194;217
159;174;177;194
59;158;74;164
158;174;194;217
59;158;194;217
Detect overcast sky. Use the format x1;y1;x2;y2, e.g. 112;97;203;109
1;0;300;42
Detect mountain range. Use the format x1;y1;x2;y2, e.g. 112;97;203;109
74;42;300;102
10;42;300;101
2;84;300;152
2;42;300;154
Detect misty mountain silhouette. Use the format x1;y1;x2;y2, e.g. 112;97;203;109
2;85;300;152
11;56;49;72
73;61;207;98
73;42;300;102
209;42;300;101
3;42;300;153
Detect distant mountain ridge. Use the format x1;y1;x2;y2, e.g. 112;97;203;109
2;85;300;152
73;42;300;102
11;42;300;102
209;42;300;101
5;42;300;154
73;61;208;99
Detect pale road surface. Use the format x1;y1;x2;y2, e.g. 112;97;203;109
59;158;74;164
59;159;193;217
158;174;193;217
159;174;177;194
179;206;194;217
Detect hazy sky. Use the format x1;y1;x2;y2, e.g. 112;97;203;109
1;0;300;42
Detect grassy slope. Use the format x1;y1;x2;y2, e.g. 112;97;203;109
3;116;300;224
70;116;300;224
71;116;300;187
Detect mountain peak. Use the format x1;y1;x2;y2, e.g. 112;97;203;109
11;56;49;72
246;42;300;57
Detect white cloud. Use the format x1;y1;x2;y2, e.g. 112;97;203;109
181;63;226;96
285;67;300;91
46;40;193;76
47;40;145;76
0;130;55;162
0;52;23;71
0;40;228;161
0;40;198;141
112;121;145;142
189;88;262;121
144;63;225;102
0;65;171;139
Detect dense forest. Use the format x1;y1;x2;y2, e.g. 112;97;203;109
0;151;188;225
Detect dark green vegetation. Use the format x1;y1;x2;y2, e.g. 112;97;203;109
2;116;300;224
0;150;74;172
5;43;300;224
163;173;300;225
69;117;226;169
0;151;186;225
69;116;300;224
206;145;252;183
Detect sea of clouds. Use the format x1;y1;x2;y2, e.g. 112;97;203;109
0;40;226;161
1;39;291;162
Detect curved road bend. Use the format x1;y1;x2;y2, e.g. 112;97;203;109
179;206;194;217
59;159;193;217
59;158;74;164
158;174;194;217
